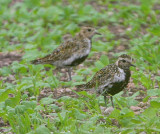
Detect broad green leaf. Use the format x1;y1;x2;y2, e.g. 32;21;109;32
150;101;160;108
35;125;50;134
40;97;55;105
0;89;12;103
100;55;109;66
147;89;160;96
94;61;105;70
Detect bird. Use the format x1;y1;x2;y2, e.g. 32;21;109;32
31;27;101;81
76;54;135;107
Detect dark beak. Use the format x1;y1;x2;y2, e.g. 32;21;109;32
130;64;136;67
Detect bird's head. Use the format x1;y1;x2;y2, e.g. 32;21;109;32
79;27;101;39
116;54;135;70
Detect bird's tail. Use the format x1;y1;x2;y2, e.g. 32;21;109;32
76;84;86;89
76;83;97;94
31;59;43;65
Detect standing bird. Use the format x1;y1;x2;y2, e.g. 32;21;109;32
31;27;101;80
76;54;135;107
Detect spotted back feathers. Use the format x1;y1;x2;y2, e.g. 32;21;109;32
31;27;100;67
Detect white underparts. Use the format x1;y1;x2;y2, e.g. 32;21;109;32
113;67;126;82
99;67;126;93
54;38;91;67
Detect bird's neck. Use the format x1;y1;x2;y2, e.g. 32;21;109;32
75;32;91;41
118;66;131;76
123;69;131;80
120;67;130;73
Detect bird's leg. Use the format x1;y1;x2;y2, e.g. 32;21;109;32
104;96;107;107
110;96;114;108
53;67;61;80
67;68;72;81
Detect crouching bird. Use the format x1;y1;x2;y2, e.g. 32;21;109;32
31;27;101;81
76;54;135;107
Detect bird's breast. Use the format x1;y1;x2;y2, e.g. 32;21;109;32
53;39;91;67
82;38;91;55
113;68;126;83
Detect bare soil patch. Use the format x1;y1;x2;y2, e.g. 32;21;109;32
0;51;22;68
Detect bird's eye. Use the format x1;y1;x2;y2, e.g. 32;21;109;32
122;60;126;62
88;29;91;32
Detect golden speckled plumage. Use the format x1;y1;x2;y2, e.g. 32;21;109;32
78;64;118;89
77;54;135;107
31;27;101;80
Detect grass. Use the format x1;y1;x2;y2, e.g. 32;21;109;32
0;0;160;133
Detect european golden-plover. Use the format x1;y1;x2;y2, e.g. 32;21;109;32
32;27;101;80
76;54;135;107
